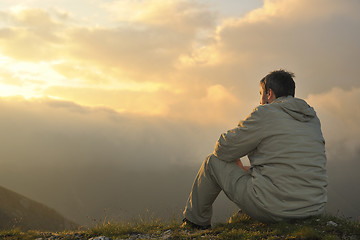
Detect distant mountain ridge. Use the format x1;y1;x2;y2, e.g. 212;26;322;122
0;185;76;231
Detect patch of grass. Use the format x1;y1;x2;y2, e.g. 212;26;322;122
1;213;359;239
209;213;359;240
86;219;167;239
0;228;43;240
293;226;321;239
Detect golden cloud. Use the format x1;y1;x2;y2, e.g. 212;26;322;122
0;8;64;61
0;0;359;125
307;87;360;129
43;82;243;125
44;86;172;115
224;0;357;25
103;0;216;32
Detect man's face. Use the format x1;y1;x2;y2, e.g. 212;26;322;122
260;86;268;105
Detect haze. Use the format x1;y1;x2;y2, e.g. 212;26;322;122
0;0;359;224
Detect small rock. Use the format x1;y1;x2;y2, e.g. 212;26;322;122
161;229;172;239
327;221;338;227
89;236;112;240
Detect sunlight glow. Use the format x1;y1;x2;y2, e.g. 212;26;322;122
0;83;39;99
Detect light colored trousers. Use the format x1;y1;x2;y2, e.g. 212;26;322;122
183;154;274;226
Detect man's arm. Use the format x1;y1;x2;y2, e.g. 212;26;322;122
213;107;265;162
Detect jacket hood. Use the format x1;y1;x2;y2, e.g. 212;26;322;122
273;96;316;122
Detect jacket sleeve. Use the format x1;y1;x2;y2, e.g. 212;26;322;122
213;107;265;162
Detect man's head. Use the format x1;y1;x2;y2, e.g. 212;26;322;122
260;69;295;105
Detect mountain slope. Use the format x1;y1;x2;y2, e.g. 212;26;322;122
0;185;77;231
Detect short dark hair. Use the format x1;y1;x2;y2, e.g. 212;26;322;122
260;70;295;97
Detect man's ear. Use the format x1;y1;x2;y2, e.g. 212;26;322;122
267;89;274;99
267;89;276;102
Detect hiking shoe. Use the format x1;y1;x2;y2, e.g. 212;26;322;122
181;218;211;230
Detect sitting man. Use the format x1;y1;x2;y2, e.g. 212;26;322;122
183;70;327;229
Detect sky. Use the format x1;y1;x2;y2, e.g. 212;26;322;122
0;0;360;224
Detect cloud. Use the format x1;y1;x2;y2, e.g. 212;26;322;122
1;0;359;121
0;96;218;169
307;87;360;161
0;68;23;86
51;62;112;85
191;0;360;97
0;0;217;84
306;87;360;219
237;0;358;24
43;83;243;124
102;0;216;32
44;86;173;115
0;2;246;122
0;8;64;61
0;96;230;224
59;0;218;83
65;26;187;78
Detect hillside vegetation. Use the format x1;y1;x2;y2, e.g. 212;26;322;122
1;213;359;239
0;185;76;231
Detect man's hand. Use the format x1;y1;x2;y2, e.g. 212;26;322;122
235;158;249;172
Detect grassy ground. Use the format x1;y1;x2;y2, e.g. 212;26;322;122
0;214;359;239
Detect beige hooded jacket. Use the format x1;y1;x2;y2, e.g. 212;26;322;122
213;96;327;219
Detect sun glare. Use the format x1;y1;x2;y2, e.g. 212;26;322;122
0;83;39;99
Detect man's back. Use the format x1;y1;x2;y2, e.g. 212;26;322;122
246;96;327;219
